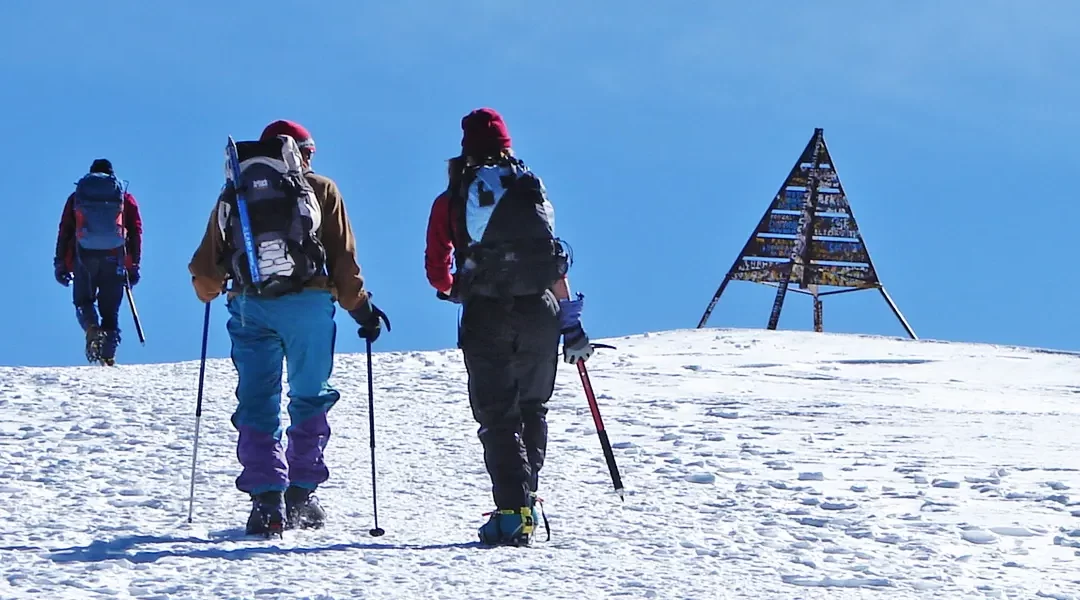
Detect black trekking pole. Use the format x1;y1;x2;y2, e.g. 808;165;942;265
124;285;147;345
576;357;625;501
187;302;211;523
365;338;385;537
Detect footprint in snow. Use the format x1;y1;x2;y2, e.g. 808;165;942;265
799;472;825;481
780;575;893;588
1054;536;1080;549
961;529;998;544
989;526;1044;537
921;500;955;513
820;501;858;511
685;473;715;484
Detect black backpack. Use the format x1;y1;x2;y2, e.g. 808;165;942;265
449;155;569;299
217;135;327;297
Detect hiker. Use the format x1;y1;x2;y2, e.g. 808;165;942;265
53;158;143;366
188;120;389;536
424;108;594;546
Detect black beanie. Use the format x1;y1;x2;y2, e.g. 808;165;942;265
90;158;114;175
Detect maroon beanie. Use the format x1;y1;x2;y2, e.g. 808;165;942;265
460;108;512;157
261;119;316;153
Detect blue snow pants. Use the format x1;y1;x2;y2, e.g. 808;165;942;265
226;289;341;495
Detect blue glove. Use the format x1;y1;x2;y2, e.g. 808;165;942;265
558;293;592;365
127;265;141;287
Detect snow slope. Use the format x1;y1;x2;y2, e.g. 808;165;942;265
1;328;1079;599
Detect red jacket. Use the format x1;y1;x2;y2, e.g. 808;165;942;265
424;191;461;293
55;192;143;271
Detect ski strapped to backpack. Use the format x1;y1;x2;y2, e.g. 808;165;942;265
225;137;261;287
448;155;571;299
219;134;326;298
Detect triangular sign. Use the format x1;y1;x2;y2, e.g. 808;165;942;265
697;128;916;339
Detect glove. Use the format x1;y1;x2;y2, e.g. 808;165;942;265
436;290;461;304
53;259;72;287
349;295;391;343
436;277;461;304
559;293;593;365
127;265;141;287
562;324;593;365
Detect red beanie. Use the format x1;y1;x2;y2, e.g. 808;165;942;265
460;108;511;157
260;120;316;153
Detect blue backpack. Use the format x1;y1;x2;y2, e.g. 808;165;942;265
73;173;127;251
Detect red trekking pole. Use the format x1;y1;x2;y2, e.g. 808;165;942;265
575;347;625;500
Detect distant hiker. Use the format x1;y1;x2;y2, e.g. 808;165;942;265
424;108;594;546
53;158;143;366
188;120;389;536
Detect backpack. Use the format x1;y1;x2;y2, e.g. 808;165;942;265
73;173;126;251
450;155;569;299
217;134;326;297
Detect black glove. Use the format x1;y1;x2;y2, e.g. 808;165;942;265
349;295;391;343
127;265;141;287
436;290;461;304
53;258;72;287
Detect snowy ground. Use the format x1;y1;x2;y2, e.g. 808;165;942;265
1;328;1079;599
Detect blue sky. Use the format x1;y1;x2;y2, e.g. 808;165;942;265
3;1;1078;367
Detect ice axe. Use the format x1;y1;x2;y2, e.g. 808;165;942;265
568;342;625;500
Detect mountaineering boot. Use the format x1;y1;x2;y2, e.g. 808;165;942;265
245;491;286;537
98;329;121;366
84;326;103;364
284;485;326;530
478;503;536;546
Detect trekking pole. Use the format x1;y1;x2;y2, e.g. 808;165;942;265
576;358;625;501
124;285;147;345
187;302;211;523
365;338;385;537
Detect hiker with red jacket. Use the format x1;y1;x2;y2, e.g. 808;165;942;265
54;159;143;366
425;108;594;546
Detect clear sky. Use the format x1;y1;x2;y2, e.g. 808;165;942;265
3;1;1078;367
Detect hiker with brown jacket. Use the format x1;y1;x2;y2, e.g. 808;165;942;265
188;120;388;536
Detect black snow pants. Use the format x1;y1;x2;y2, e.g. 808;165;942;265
459;291;561;510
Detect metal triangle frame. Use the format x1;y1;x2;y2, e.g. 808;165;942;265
696;128;916;340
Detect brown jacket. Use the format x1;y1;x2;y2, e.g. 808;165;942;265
187;171;368;311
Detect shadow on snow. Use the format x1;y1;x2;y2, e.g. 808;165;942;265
19;531;486;564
